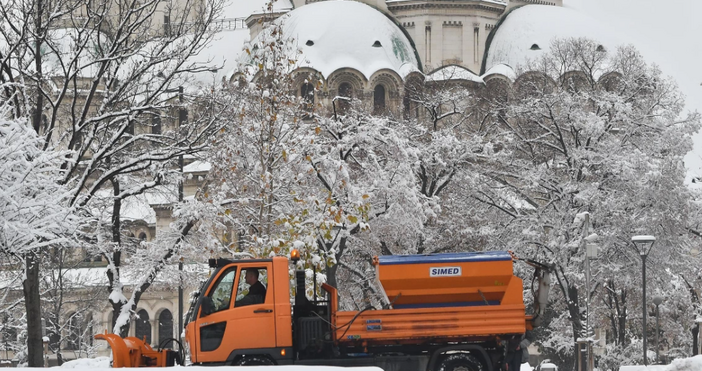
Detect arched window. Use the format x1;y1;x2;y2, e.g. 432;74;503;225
138;232;147;241
373;84;386;115
135;309;151;345
337;82;353;114
300;83;314;111
158;310;174;349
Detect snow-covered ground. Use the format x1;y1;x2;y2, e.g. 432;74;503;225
619;355;702;371
56;357;382;370
37;355;702;371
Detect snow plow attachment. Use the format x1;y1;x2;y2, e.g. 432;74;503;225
95;332;182;367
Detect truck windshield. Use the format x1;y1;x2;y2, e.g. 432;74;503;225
184;279;210;325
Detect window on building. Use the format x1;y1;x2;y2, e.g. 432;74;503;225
178;108;188;126
126;120;135;136
301;82;314;111
158;310;174;349
138;232;148;241
1;314;17;348
164;15;171;36
135;310;151;345
373;84;386;115
152;114;162;135
337;82;352;115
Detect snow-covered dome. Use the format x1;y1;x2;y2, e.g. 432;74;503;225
484;5;623;73
252;0;419;79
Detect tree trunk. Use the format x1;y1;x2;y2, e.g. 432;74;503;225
107;177;130;337
24;253;44;367
24;0;46;362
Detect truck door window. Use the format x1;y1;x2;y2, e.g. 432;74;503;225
234;268;268;307
207;267;237;314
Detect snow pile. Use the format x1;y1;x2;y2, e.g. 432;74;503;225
665;355;702;371
619;366;666;371
60;357;111;368
246;0;419;79
485;5;623;72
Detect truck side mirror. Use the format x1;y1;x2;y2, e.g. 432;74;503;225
201;297;214;316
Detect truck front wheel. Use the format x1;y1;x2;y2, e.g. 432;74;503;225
437;354;485;371
234;355;275;366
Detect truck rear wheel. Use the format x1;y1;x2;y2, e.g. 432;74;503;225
437;354;485;371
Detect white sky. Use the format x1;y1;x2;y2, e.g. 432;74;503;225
565;0;702;180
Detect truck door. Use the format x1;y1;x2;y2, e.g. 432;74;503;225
195;263;276;364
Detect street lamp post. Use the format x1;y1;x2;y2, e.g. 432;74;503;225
581;213;598;371
652;296;664;363
631;235;656;366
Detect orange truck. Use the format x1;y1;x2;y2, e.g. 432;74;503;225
96;250;551;371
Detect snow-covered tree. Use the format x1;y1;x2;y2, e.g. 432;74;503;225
0;0;227;358
0;104;78;364
473;38;701;368
184;17;426;308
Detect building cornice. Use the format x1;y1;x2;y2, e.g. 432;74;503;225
387;0;506;15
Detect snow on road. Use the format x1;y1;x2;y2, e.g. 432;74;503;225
46;354;702;371
56;357;382;371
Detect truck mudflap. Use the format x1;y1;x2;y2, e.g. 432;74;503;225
95;332;181;367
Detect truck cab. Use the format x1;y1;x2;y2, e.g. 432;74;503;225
183;257;293;365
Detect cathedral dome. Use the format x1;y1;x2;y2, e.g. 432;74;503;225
250;0;419;80
484;5;622;73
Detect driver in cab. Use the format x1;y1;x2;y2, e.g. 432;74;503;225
235;269;266;307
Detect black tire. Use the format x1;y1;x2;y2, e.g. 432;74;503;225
234;355;275;366
438;353;485;371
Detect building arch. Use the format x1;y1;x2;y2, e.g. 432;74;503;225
369;69;403;116
484;76;512;104
327;68;367;98
403;71;425;120
513;71;556;98
598;71;623;92
291;68;324;112
559;70;593;92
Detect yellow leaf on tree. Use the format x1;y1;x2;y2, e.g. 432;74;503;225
362;194;370;199
348;215;358;224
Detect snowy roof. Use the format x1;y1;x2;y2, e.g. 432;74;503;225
183;160;212;173
120;194;157;225
386;0;505;4
426;65;484;84
481;63;517;82
485;5;624;72
91;185;179;223
247;0;419;80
